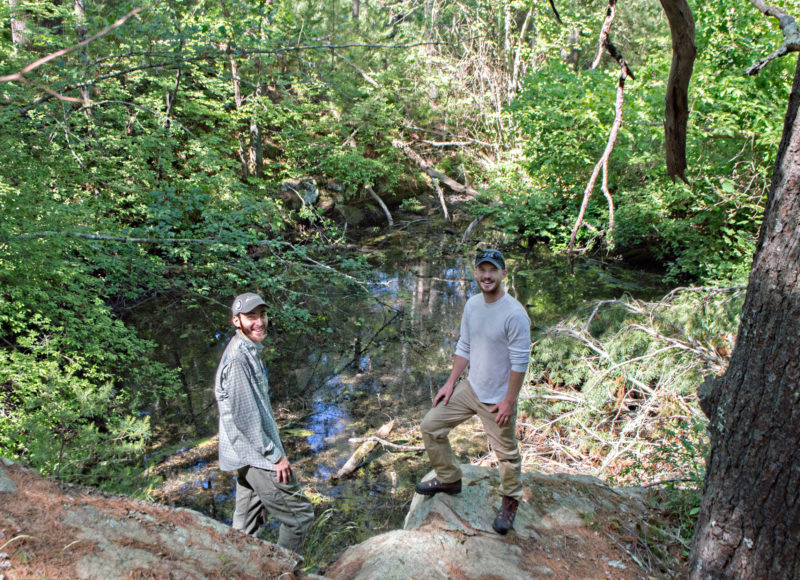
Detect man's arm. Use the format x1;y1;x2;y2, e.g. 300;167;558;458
432;354;469;407
490;370;524;426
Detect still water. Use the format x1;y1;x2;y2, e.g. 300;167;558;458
143;248;668;548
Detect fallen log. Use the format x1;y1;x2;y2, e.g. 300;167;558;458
391;139;480;197
333;420;395;480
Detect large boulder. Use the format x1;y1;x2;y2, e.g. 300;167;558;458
0;459;317;579
327;464;653;579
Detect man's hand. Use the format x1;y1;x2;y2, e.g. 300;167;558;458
432;383;456;407
490;399;515;427
274;454;293;484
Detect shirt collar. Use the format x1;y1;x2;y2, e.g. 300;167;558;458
236;329;264;354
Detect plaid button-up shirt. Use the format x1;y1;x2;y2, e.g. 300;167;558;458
214;331;285;472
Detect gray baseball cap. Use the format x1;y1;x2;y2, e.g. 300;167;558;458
475;248;506;270
231;292;267;315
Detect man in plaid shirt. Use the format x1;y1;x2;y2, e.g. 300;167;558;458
215;292;314;554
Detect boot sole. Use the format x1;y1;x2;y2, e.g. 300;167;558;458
415;487;462;496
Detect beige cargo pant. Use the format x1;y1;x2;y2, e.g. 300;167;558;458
233;465;315;554
420;379;523;500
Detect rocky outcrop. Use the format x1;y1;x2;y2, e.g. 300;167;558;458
326;464;654;580
1;458;677;579
0;458;314;579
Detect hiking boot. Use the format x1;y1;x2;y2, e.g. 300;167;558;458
414;478;462;496
492;496;519;535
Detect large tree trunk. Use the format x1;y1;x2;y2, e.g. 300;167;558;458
689;54;800;578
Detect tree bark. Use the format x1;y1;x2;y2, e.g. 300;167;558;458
9;0;30;54
74;0;92;110
659;0;696;183
689;54;800;579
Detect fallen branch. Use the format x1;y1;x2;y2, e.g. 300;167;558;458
348;436;424;452
334;421;396;480
365;185;394;227
431;179;450;222
461;214;488;243
391;139;480;197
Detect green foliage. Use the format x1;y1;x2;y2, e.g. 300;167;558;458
301;508;360;573
521;287;741;494
0;0;386;488
0;234;178;488
525;288;743;407
502;1;793;282
625;416;709;551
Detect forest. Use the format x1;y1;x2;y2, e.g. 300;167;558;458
1;0;798;577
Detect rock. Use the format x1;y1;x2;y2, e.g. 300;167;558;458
0;461;319;579
327;464;652;580
281;177;320;208
0;460;17;494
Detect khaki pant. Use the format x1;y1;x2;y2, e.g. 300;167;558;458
233;466;315;554
420;379;523;500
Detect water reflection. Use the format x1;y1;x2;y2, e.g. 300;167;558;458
306;401;348;454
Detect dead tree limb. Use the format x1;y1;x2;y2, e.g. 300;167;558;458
461;214;488;244
568;26;632;266
391;139;480;197
591;0;616;70
745;0;800;75
365;185;394;228
334;420;395;480
347;436;424;452
659;0;696;183
431;178;450;222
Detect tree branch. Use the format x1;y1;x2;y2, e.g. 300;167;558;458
391;139;480;197
568;31;631;264
365;185;394;227
0;8;144;84
745;0;800;75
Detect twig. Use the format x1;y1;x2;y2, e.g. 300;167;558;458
347;436;424;452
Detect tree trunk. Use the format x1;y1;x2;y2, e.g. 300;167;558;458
9;0;30;53
689;54;800;578
74;0;92;106
659;0;696;183
249;55;265;178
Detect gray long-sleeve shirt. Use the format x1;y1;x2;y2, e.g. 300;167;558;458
214;331;285;472
455;292;531;404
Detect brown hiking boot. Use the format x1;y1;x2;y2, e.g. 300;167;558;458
414;478;462;496
492;496;519;535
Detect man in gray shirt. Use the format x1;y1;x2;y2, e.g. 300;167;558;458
415;249;531;535
215;292;314;553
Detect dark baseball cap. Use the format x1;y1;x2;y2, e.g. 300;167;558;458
231;292;267;315
475;248;505;270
